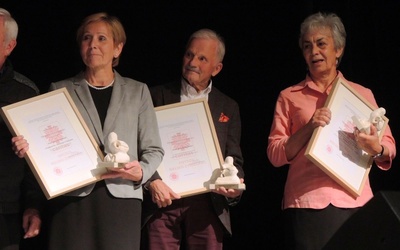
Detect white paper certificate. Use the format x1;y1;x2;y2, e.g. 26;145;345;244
155;99;223;197
159;114;212;183
1;88;104;199
23;106;97;190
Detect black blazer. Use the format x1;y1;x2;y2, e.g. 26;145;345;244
142;80;244;235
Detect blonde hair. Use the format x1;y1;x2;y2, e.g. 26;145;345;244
76;12;126;67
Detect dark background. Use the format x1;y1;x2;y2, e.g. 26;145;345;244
3;1;400;249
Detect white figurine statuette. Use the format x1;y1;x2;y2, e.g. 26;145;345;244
100;132;130;169
352;107;386;135
209;156;245;190
215;156;240;185
104;132;130;163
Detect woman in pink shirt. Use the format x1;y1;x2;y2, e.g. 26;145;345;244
267;12;396;250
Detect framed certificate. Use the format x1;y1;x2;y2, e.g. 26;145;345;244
305;77;388;197
155;98;224;197
1;88;105;199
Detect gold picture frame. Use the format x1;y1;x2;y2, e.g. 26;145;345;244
1;88;105;199
305;77;388;197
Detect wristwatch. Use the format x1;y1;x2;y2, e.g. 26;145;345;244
373;145;384;159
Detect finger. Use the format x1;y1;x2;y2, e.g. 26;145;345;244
152;195;157;203
153;191;163;203
218;187;228;193
24;227;40;238
100;172;122;179
369;124;378;136
23;219;41;238
11;135;23;144
16;148;27;158
122;163;133;170
170;190;181;199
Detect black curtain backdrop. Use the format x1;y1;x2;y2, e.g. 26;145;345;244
3;1;400;249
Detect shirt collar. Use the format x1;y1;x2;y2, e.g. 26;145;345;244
291;71;344;94
180;78;212;97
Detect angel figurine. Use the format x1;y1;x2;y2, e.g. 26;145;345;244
214;156;241;185
104;132;130;163
370;107;386;131
352;107;386;135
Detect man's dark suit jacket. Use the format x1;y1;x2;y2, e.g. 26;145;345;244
142;80;244;236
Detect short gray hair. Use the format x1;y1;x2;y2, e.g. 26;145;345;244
186;28;225;62
0;8;18;44
299;12;346;62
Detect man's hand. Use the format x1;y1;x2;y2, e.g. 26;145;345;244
22;208;41;239
212;178;245;198
149;179;181;208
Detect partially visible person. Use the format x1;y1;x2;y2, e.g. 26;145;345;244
267;12;396;250
0;7;43;250
12;12;164;250
141;28;245;250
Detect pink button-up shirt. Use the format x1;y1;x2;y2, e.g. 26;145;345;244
267;72;396;209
